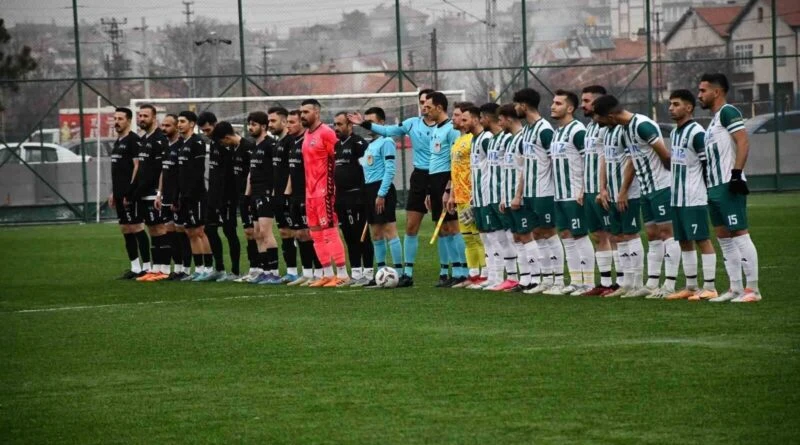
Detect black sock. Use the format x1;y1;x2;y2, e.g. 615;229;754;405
193;253;203;270
182;232;192;268
282;237;297;269
361;237;374;269
159;235;172;270
123;233;138;261
247;240;259;269
203;253;214;268
150;234;163;268
298;240;314;269
222;223;240;275
267;247;279;273
135;230;151;263
205;225;224;271
258;251;269;272
169;231;182;268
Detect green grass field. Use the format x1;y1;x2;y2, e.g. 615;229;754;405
1;193;799;444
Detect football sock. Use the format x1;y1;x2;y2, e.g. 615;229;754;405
524;239;541;284
514;241;531;286
663;237;680;291
282;237;297;270
718;237;743;291
596;249;613;287
646;239;664;288
204;226;224;272
266;247;279;275
612;249;623;286
362;233;375;269
388;236;403;270
373;239;387;269
682;250;698;289
576;236;595;286
222;222;240;275
123;233;138;262
403;234;419;277
701;253;717;290
135;230;151;264
547;235;564;286
629;237;645;288
733;234;759;292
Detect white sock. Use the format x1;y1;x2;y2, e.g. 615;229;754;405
536;238;552;284
351;267;362;280
469;267;480;277
323;265;334;277
337;266;349;279
718;237;743;291
629;237;645;289
646;238;664;288
524;240;541;284
303;268;313;279
611;249;622;286
494;231;517;281
576;236;595;286
596;250;613;287
733;234;759;292
616;241;631;288
562;237;580;286
314;268;323;279
479;232;490;278
363;267;374;280
514;242;531;286
663;237;680;292
142;261;152;272
287;267;298;276
681;250;698;289
131;259;141;273
701;253;716;290
161;264;170;274
174;264;183;274
547;235;565;286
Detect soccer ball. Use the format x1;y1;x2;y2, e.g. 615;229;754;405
375;267;400;288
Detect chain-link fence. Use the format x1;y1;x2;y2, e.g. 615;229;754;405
2;0;798;223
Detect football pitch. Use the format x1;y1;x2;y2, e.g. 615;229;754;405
1;193;799;444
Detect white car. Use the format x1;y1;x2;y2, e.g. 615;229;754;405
743;111;800;175
0;142;91;165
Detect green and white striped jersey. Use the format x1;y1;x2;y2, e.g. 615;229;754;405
501;129;525;206
604;124;640;201
583;121;603;194
551;120;586;202
487;131;511;204
670;120;707;207
470;130;493;207
623;113;669;196
704;103;746;187
521;118;555;198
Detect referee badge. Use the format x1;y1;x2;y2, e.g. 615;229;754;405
434;141;441;153
366;154;374;166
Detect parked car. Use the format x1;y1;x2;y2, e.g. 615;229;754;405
64;137;117;158
743;110;800;175
0;142;90;165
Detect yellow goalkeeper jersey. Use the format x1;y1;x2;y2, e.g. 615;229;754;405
451;132;473;204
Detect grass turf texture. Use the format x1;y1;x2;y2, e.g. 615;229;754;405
1;193;799;444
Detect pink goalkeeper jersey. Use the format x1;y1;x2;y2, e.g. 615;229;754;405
302;123;337;199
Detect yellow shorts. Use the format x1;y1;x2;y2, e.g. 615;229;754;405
456;202;479;235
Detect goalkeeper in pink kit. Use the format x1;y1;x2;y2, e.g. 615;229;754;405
300;99;351;287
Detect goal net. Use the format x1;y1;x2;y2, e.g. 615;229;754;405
129;90;467;202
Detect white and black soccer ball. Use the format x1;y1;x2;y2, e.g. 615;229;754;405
375;267;400;288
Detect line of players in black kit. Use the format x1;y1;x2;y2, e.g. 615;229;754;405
110;104;376;285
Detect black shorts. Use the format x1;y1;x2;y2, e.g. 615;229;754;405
429;171;457;223
273;194;291;229
239;196;254;229
405;168;430;214
254;195;274;219
115;199;142;225
140;199;164;226
364;182;397;225
288;197;308;230
179;197;206;229
207;201;237;226
162;202;183;226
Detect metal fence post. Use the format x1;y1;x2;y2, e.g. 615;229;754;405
521;0;529;88
646;0;653;118
237;0;248;117
771;0;781;191
395;0;408;199
72;0;88;222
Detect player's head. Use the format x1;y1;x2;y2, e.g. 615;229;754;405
300;99;321;127
424;91;448;121
197;111;217;138
512;88;541;118
462;105;481;133
452;102;474;131
247;111;268;139
581;85;606;117
267;106;288;135
177;110;198;136
364;107;386;125
333;111;352;138
698;73;729;110
551;89;578;120
161;114;179;138
211;121;238;146
669;89;696;122
418;88;435;105
137;104;158;132
591;95;623;126
497;104;519;132
479;102;500;129
287;110;303;135
114;107;133;134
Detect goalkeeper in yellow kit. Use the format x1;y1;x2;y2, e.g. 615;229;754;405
444;102;487;287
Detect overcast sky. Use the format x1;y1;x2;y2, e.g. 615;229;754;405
4;0;515;32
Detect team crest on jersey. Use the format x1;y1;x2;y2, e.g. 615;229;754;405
366;154;374;166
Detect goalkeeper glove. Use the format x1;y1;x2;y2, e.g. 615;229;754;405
728;169;749;195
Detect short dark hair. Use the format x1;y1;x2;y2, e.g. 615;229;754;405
164;113;179;122
512;88;541;109
288;110;301;118
197;111;217;127
267;106;289;118
334;111;348;118
247;111;268;126
364;107;386;122
418;88;435;99
301;99;321;107
454;101;475;112
498;104;518;119
700;73;729;93
591;95;622;117
554;89;579;110
479;102;500;118
670;89;696;109
211;121;235;141
138;103;157;115
115;107;133;120
178;110;198;123
463;105;481;118
581;85;607;95
426;91;448;111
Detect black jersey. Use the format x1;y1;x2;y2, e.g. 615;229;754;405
161;137;183;205
207;141;235;207
249;137;276;197
288;134;306;200
177;133;207;199
133;128;169;200
334;133;367;193
110;132;142;199
272;133;293;196
233;138;255;197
